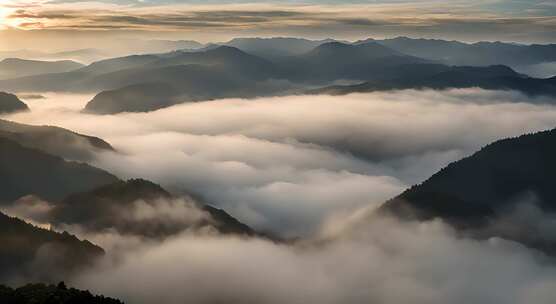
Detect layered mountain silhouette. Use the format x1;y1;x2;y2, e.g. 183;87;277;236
0;49;108;65
313;65;556;98
0;119;114;161
0;92;28;114
0;137;118;203
276;41;427;82
379;128;556;255
1;38;556;114
83;82;180;114
359;37;556;69
0;282;123;304
50;179;257;239
0;58;83;79
223;37;340;59
0;211;104;282
0;134;262;283
81;43;423;113
81;47;289;114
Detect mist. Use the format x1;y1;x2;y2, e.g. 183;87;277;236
68;215;556;304
4;89;556;237
3;89;556;303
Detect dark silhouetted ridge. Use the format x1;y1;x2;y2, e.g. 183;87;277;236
0;211;104;282
0;119;114;161
0;282;123;304
0;92;28;114
52;179;258;239
379;128;556;254
0;137;118;203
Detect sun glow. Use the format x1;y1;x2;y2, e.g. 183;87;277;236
0;2;8;29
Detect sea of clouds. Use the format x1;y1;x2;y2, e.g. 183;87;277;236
3;89;556;303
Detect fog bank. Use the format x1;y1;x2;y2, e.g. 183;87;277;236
4;89;556;237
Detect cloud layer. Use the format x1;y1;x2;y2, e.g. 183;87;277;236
3;89;556;303
5;89;556;237
72;216;556;304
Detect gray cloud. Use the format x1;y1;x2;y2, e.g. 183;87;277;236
2;2;555;44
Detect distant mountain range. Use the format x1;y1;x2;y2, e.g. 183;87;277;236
312;65;556;98
357;37;556;69
1;37;556;114
222;37;341;59
378;128;556;255
0;58;84;80
0;92;28;114
0;49;109;65
275;41;427;83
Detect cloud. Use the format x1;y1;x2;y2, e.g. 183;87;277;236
70;215;556;304
5;89;556;238
1;1;555;44
1;195;53;229
4;88;556;302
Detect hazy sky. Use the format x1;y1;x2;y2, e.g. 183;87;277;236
0;0;555;50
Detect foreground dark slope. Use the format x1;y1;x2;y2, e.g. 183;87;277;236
379;129;556;254
0;92;28;114
51;179;258;239
0;137;118;203
0;119;114;161
0;282;123;304
0;211;104;282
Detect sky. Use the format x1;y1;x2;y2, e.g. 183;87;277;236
0;0;555;51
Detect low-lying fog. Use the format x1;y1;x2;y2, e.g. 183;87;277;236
4;89;556;303
5;89;556;237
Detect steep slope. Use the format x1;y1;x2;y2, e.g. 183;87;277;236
0;119;114;161
0;92;29;114
0;137;118;204
0;58;84;79
379;129;556;254
0;282;123;304
0;211;104;282
51;179;257;239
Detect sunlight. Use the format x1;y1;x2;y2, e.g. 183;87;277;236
0;2;7;29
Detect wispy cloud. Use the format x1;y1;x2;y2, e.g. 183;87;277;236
1;1;555;43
